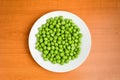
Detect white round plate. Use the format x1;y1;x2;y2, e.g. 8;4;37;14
28;11;91;72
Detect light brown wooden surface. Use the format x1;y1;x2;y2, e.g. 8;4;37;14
0;0;120;80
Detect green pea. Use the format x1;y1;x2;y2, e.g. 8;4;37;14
58;41;61;44
56;55;61;59
65;59;69;63
59;16;63;20
49;58;53;62
52;61;56;64
49;25;54;29
56;24;60;28
62;41;65;44
58;37;62;40
53;28;57;32
43;46;47;50
55;43;58;46
63;56;67;59
57;59;61;63
42;54;46;58
35;34;40;38
51;46;55;50
44;57;48;61
47;46;51;50
59;45;62;48
60;52;64;56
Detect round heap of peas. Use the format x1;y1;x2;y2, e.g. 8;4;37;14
35;16;82;65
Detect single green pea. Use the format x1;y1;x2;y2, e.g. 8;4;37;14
38;27;42;31
56;47;59;50
57;59;61;63
53;28;57;32
69;41;72;44
59;16;63;20
49;58;53;62
47;43;51;46
44;37;47;41
42;54;46;58
47;53;51;58
63;45;66;49
61;26;65;30
65;19;69;23
43;34;46;37
47;46;51;50
68;37;71;40
63;56;67;59
35;46;39;50
56;55;61;59
45;23;49;27
60;52;64;57
44;50;48;54
57;28;61;32
52;60;56;64
71;56;75;60
49;30;53;33
58;22;61;25
60;62;64;65
70;52;74;56
41;24;46;28
59;45;62;48
65;59;69;63
54;50;58;54
54;36;57;40
75;39;78;43
78;33;83;38
46;19;51;23
46;32;49;35
43;46;47;50
61;21;65;25
59;48;63;52
65;43;69;46
54;17;58;20
51;33;54;37
58;41;61;44
62;41;65;44
56;32;60;36
66;53;69;56
49;25;54;29
55;43;58;46
51;46;55;50
61;30;64;34
41;43;44;47
65;50;69;54
53;40;57;43
44;57;48;61
49;37;53;41
67;46;71;50
56;24;60;28
35;34;40;38
38;47;43;51
58;37;62;40
44;41;47;45
68;56;72;60
35;42;39;46
49;17;54;21
50;50;54;53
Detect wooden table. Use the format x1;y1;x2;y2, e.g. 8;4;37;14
0;0;120;80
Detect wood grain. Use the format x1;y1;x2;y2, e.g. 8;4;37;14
0;0;120;80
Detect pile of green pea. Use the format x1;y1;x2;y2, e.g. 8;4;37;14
35;16;82;65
